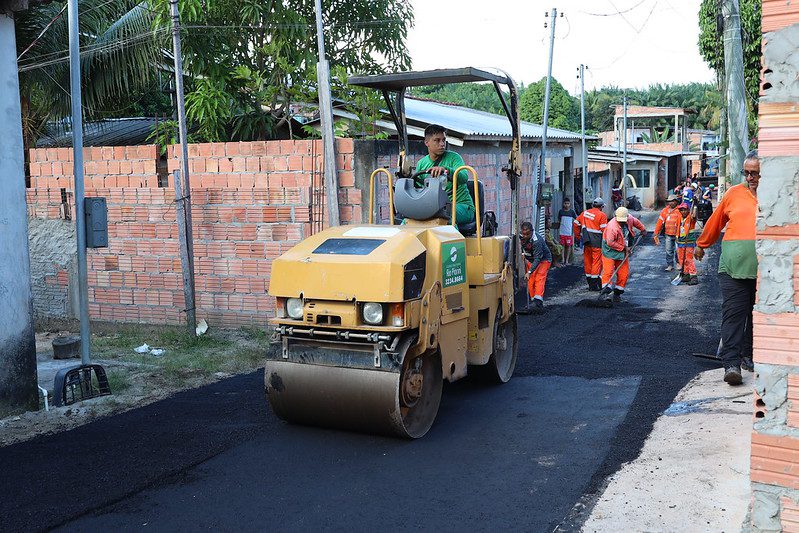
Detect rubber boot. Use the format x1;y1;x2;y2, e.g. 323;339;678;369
599;285;613;301
613;288;624;303
590;278;601;291
586;276;595;291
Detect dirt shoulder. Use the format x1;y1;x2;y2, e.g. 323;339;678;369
1;320;270;447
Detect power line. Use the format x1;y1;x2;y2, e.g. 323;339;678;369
582;0;647;17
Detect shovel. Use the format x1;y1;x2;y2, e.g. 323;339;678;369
671;248;686;285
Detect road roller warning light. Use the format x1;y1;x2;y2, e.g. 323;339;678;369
265;68;524;438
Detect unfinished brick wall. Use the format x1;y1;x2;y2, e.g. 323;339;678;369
27;139;359;327
750;6;799;531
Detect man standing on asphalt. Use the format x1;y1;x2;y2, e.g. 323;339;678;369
653;194;681;271
600;207;647;303
520;221;552;314
695;150;760;385
574;197;608;291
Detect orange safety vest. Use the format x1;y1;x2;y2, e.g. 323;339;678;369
655;206;681;236
574;208;608;248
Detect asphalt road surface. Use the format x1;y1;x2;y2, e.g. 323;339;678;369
2;224;723;532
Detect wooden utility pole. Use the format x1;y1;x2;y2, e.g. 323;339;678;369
314;0;340;227
169;0;197;335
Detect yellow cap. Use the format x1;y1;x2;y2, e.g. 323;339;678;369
615;206;629;222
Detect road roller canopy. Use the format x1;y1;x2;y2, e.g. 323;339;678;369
348;67;514;92
348;67;522;184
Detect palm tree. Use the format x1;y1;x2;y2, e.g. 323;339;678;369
15;0;165;151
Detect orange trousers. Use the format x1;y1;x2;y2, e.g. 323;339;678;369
677;247;697;275
526;260;551;300
583;246;602;280
601;255;629;290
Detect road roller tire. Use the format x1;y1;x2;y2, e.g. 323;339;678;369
471;311;518;384
264;335;443;439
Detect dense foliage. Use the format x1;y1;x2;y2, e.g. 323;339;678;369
519;77;580;131
698;0;761;132
409;83;507;116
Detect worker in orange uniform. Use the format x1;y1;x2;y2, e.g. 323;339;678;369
600;206;647;303
520;221;552;314
574;197;608;291
653;194;682;271
676;202;699;285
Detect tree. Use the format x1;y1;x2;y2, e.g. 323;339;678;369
148;0;414;142
15;0;167;150
409;83;506;115
698;0;761;132
519;77;579;131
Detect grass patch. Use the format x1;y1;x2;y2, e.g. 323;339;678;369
106;369;133;392
90;324;268;386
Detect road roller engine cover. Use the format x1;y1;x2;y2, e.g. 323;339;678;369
265;68;524;438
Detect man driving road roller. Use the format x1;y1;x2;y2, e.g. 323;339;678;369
414;124;475;226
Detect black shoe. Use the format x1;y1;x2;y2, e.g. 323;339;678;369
687;275;699;286
741;358;754;372
599;286;613;301
613;288;624;303
532;299;544;314
723;366;743;385
587;278;599;291
681;274;691;282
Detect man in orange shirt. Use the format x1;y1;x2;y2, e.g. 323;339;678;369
600;207;647;303
696;151;759;385
675;202;699;285
574;197;608;291
653;194;681;271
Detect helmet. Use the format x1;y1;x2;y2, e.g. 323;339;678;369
615;206;629;222
678;202;691;210
692;182;699;188
667;194;678;202
709;184;715;189
592;197;605;207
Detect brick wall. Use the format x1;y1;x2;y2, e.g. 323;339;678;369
750;7;799;531
27;139;360;327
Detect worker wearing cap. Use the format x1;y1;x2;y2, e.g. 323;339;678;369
653;194;681;271
520;221;552;314
676;202;699;285
600;206;647;302
573;197;608;291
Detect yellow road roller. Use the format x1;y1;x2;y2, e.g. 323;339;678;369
266;68;525;438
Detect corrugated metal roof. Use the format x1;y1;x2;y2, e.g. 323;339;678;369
36;118;159;148
404;97;589;142
592;144;685;157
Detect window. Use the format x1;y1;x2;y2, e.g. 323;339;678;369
627;169;651;188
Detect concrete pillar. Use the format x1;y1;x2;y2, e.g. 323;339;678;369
0;13;39;416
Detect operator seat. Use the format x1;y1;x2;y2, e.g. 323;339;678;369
458;180;485;236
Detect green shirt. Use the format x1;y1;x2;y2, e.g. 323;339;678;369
414;151;475;211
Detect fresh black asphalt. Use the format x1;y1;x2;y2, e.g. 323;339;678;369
2;231;723;532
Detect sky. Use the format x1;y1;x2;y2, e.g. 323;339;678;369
406;0;715;94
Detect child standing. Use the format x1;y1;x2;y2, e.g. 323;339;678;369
557;198;578;265
676;202;699;285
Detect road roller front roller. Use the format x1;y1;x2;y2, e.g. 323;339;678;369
265;68;524;438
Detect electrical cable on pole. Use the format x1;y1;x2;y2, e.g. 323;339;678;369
314;0;340;227
535;7;557;233
721;0;749;185
579;64;588;213
169;0;197;336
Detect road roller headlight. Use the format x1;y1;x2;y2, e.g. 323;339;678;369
362;302;384;325
286;298;304;319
